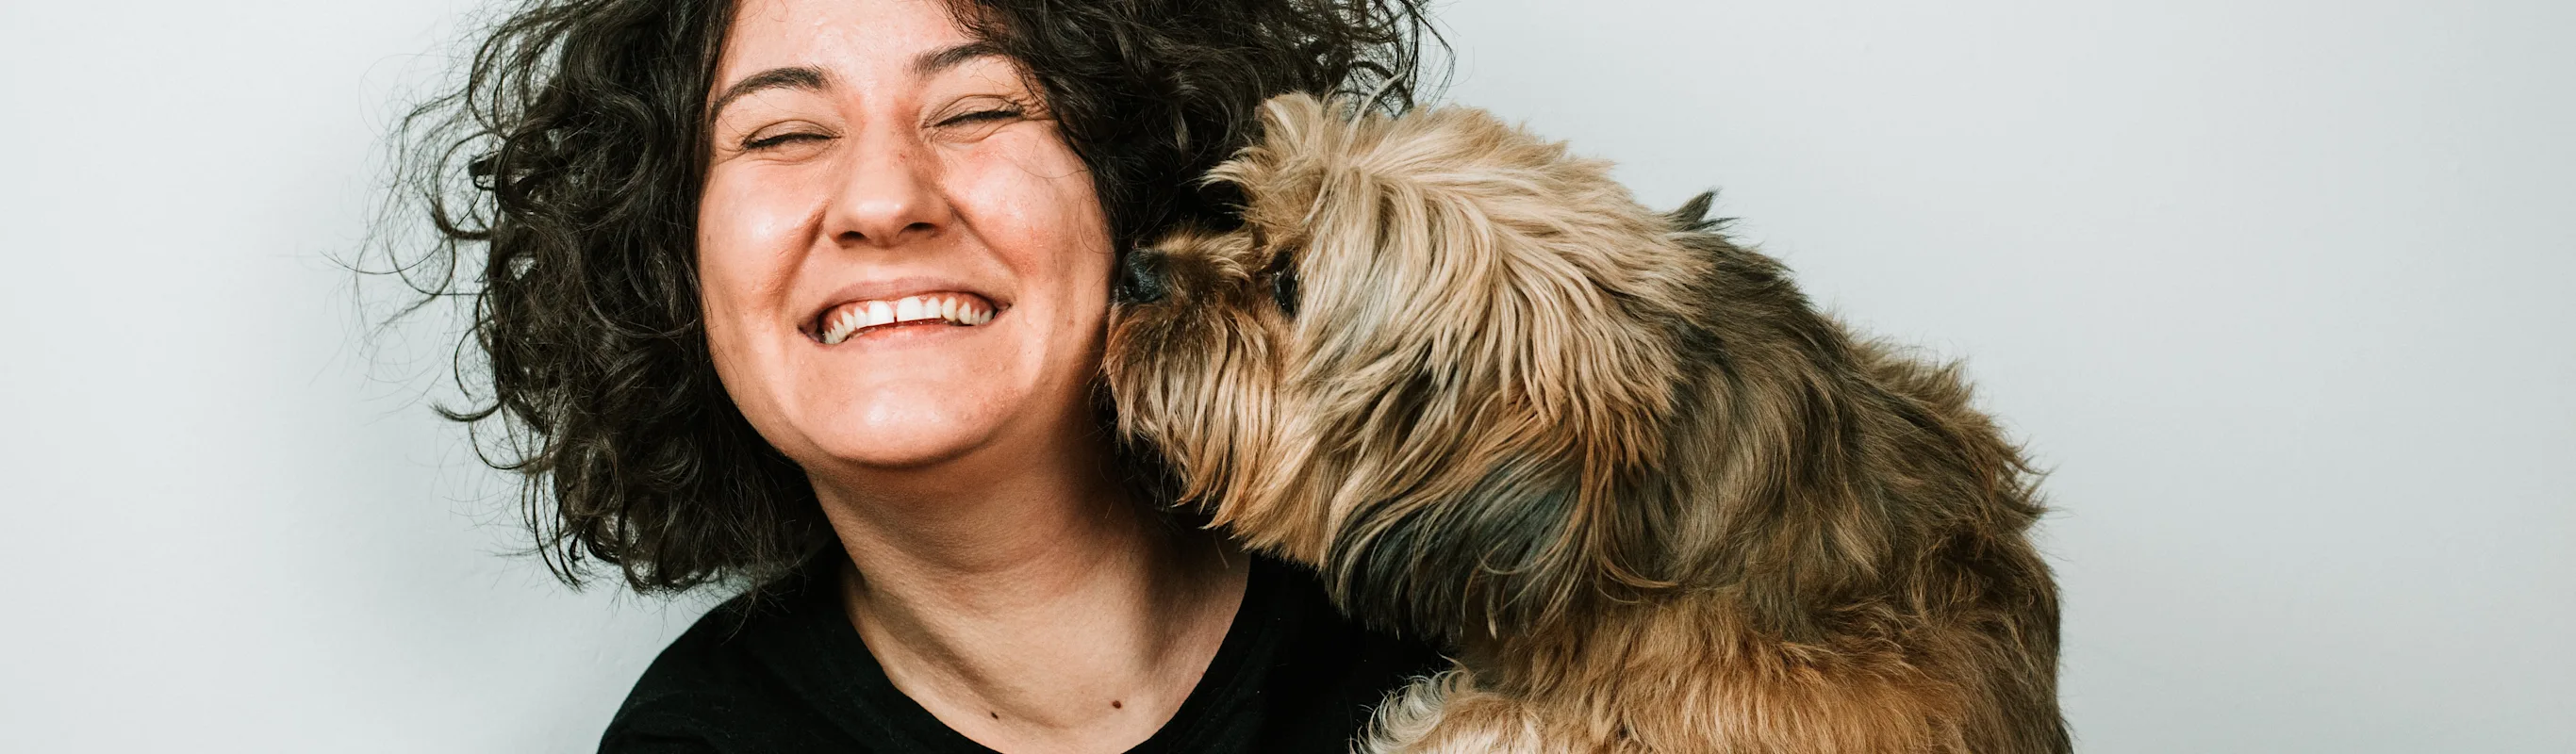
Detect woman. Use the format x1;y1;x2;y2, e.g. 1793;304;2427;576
391;0;1444;751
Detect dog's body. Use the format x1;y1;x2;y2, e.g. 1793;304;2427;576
1105;93;2067;753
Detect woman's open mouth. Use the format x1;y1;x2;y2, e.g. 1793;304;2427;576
812;292;999;345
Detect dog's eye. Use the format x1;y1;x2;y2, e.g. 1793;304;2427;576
1267;251;1299;319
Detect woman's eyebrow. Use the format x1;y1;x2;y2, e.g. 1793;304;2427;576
710;66;830;120
913;41;1004;77
707;43;1001;122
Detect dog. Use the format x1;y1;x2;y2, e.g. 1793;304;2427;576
1103;92;2067;754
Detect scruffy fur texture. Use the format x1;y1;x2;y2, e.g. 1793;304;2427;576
1104;93;2068;753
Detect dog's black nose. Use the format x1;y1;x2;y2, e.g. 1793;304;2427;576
1115;248;1171;304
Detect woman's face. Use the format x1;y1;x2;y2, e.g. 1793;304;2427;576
699;0;1114;478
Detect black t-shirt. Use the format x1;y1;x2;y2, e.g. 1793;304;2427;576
599;554;1448;753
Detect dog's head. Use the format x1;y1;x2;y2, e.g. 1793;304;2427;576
1105;93;1718;638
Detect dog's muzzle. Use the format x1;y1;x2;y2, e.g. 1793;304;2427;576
1115;248;1171;305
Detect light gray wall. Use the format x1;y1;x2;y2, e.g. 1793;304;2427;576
0;1;713;752
3;1;2568;752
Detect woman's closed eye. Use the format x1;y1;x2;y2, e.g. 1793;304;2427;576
927;96;1037;140
733;115;839;155
934;107;1023;127
742;130;833;150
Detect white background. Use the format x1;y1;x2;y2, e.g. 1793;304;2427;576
3;1;2569;751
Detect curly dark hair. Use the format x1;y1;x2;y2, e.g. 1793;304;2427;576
380;0;1442;594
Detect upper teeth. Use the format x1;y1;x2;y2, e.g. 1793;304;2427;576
818;293;995;344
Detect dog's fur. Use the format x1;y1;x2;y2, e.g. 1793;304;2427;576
1104;93;2068;753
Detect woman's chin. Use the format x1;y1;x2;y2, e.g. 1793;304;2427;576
791;402;1016;474
739;363;1088;482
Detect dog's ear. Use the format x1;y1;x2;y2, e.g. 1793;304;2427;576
1329;456;1589;640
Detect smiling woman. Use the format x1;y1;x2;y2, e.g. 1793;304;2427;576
385;0;1440;751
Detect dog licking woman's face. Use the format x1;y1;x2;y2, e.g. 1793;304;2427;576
1105;94;1695;633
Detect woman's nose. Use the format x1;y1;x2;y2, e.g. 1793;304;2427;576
820;130;950;249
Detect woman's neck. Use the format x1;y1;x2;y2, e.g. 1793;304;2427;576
809;446;1248;754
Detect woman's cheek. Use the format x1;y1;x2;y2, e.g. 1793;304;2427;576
695;163;825;424
949;128;1103;246
704;164;829;263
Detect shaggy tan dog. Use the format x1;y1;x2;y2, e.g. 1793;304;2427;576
1104;93;2067;754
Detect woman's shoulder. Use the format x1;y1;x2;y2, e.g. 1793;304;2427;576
598;552;1451;754
600;566;877;753
1195;555;1452;752
605;548;1034;752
